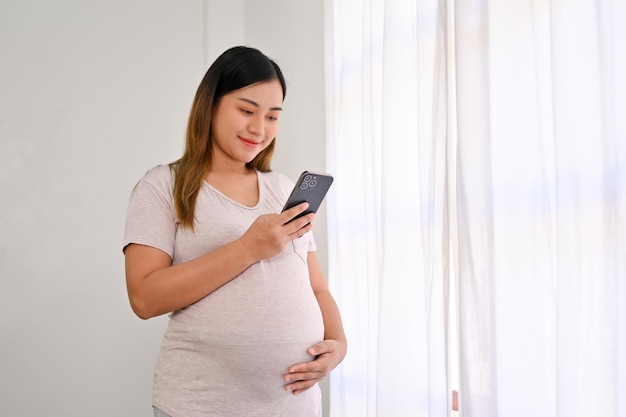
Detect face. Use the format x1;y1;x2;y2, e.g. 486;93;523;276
211;80;283;168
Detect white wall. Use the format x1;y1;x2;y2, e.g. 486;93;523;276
0;1;327;416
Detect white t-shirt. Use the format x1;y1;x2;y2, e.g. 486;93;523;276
124;165;325;417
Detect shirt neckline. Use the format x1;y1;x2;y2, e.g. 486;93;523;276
201;170;263;209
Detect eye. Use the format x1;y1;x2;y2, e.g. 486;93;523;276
240;108;254;115
266;112;280;121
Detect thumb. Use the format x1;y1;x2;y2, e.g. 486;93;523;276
308;341;329;357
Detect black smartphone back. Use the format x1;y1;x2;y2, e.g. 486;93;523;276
282;171;334;222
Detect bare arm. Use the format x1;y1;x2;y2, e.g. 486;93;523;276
125;203;315;319
283;251;347;394
309;252;347;348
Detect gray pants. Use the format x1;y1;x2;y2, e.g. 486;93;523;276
153;407;171;417
153;405;323;417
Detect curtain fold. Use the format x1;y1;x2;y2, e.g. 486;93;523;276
454;0;626;416
453;0;497;414
325;0;451;415
326;0;625;416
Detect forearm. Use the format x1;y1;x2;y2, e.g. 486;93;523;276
315;289;347;352
126;239;257;319
127;206;315;320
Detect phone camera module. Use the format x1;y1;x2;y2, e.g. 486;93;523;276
300;174;317;190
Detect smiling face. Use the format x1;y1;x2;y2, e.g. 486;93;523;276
210;80;284;170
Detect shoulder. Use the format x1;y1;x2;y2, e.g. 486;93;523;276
124;165;177;256
127;164;176;209
137;164;175;194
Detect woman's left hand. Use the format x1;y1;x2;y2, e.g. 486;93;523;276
283;339;347;395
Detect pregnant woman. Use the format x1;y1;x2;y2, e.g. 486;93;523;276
123;46;346;417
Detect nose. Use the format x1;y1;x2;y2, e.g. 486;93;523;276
248;115;265;136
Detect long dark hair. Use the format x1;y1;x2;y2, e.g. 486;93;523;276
172;46;287;229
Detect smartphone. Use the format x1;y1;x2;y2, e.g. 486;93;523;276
282;171;334;223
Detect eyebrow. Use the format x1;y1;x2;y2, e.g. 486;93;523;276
237;97;283;111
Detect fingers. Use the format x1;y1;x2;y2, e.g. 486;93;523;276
284;375;322;395
288;218;314;239
306;341;331;357
283;363;325;395
283;340;345;395
281;202;315;229
284;216;315;239
286;341;334;376
240;203;315;261
283;343;335;395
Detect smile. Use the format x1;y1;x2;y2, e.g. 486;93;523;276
239;137;262;147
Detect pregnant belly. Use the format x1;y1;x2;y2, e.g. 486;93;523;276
157;338;319;399
155;282;325;401
154;253;325;408
153;335;324;416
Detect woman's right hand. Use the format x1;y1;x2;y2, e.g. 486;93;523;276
238;202;316;262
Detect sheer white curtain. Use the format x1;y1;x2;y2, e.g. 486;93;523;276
324;0;452;416
326;0;625;416
455;0;626;416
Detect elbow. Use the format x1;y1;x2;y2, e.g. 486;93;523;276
132;308;153;321
128;294;158;320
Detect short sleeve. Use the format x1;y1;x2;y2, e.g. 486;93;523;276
123;168;177;258
307;231;317;252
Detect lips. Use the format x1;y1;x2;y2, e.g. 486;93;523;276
239;136;261;147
